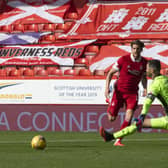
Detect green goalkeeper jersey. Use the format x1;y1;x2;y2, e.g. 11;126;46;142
141;75;168;115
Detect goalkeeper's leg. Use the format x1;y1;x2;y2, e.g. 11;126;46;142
143;116;168;129
113;116;168;139
113;122;137;139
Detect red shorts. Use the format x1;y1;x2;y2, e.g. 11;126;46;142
107;89;138;117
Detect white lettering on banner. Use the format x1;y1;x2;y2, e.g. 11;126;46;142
122;16;149;30
156;9;168;22
0;112;10;130
17;112;31;131
52;112;66;131
87;112;97;132
98;112;114;132
69;112;83;131
96;24;118;32
0;110;164;132
135;7;156;16
32;112;50;131
104;8;129;23
147;23;168;31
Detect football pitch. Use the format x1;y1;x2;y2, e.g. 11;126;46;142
0;131;168;168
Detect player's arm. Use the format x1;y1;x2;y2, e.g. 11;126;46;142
105;67;118;99
141;72;147;96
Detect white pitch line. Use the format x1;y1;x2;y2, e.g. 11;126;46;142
1;138;168;144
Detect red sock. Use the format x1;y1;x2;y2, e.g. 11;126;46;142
120;120;130;130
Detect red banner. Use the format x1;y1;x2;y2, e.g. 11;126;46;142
89;43;168;72
0;40;95;65
0;0;71;25
61;1;168;39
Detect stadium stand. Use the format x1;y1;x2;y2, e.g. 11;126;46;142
8;69;21;77
0;69;7;77
84;45;100;56
48;68;63;76
24;24;39;32
0;25;12;33
64;69;78;76
12;24;24;33
78;68;92;76
40;24;57;32
35;69;48;76
22;69;34;77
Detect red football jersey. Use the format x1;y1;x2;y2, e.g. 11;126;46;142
114;54;147;93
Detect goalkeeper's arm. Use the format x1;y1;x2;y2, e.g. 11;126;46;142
137;93;155;129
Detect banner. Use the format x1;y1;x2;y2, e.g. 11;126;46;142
0;32;50;45
0;0;71;26
0;40;95;65
61;1;168;39
0;104;166;132
89;43;168;73
0;79;161;105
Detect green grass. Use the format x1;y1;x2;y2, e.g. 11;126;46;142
0;131;168;168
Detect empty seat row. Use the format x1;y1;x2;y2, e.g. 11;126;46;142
0;23;71;34
0;12;79;34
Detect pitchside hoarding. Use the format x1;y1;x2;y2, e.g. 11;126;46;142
0;79;161;104
0;104;165;132
0;79;164;132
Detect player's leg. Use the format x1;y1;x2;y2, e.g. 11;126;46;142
100;90;123;142
107;89;124;121
100;122;138;142
114;93;138;146
113;123;137;139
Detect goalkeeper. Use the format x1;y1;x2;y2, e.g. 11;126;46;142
100;59;168;142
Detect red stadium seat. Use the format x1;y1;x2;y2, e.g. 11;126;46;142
64;12;78;22
39;34;56;43
24;24;39;32
49;69;63;76
41;24;57;32
33;66;45;74
93;69;105;76
74;58;89;67
8;69;21;77
55;23;70;33
64;69;78;76
0;69;7;77
78;69;92;76
0;25;12;33
35;69;48;76
46;66;59;75
4;66;17;76
19;67;31;75
84;45;99;56
12;24;24;33
23;69;34;76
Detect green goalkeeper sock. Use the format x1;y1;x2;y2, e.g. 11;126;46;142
113;123;137;139
150;116;168;129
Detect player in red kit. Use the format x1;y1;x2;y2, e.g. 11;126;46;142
100;40;147;146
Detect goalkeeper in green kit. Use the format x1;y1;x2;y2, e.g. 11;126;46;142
100;59;168;143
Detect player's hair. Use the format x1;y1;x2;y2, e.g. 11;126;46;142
148;59;161;72
131;40;145;49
